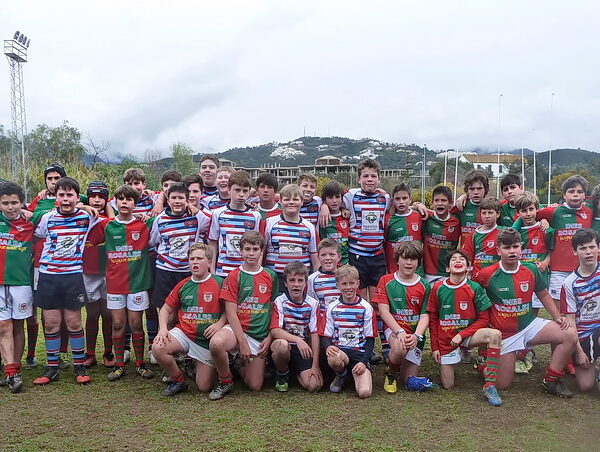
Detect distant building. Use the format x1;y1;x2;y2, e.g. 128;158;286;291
460;154;520;177
218;158;235;167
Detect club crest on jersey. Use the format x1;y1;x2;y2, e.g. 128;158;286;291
131;231;140;241
185;220;195;227
448;227;455;233
76;220;86;227
376;196;386;204
520;281;529;292
532;238;539;246
244;221;254;229
259;283;268;294
15;225;24;232
486;241;495;248
411;296;420;305
581;212;588;219
204;293;213;302
459;302;468;311
340;221;348;229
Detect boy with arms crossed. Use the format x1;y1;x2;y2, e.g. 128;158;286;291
153;243;226;397
428;250;503;406
474;229;578;398
0;182;38;392
209;171;261;278
270;262;322;393
560;229;600;392
101;185;155;382
373;242;430;394
322;264;377;398
208;231;278;400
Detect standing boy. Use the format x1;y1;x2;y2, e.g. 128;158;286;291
423;186;461;283
208;231;278;400
209;171;261;278
560;228;600;393
498;174;525;227
270;262;322;393
202;167;233;210
322;265;377;398
255;172;282;221
373;242;430;394
199;154;220;197
474;228;578;398
452;169;488;245
319;180;349;265
153;243;226;397
264;184;319;290
428;250;503;406
297;174;322;228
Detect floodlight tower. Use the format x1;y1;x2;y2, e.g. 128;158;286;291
4;31;30;196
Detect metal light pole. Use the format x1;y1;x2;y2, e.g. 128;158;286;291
422;145;426;202
496;93;503;197
533;149;537;195
520;147;525;186
547;93;555;205
4;31;30;197
454;148;460;204
443;149;448;186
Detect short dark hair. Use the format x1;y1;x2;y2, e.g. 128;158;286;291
167;182;189;199
161;170;182;185
228;170;252;189
572;228;599;251
256;172;278;191
123;168;146;183
183;174;203;188
55;177;80;196
592;184;600;218
0;181;25;203
321;180;344;199
392;183;411;197
464;169;489;196
497;228;521;247
283;261;308;281
317;238;341;254
514;192;539;211
432;185;452;201
480;197;501;213
240;230;265;250
114;184;140;204
500;174;522;190
446;249;470;267
562;175;589;195
357;158;380;177
200;154;220;168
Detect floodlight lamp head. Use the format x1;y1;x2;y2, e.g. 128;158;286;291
26;38;30;48
18;35;25;44
13;31;20;40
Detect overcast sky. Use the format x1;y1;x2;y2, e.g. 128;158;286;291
1;1;599;158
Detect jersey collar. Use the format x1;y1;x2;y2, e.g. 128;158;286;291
240;265;263;275
475;224;497;234
521;221;541;230
393;272;420;286
499;261;521;274
191;274;212;283
394;208;413;217
442;277;468;289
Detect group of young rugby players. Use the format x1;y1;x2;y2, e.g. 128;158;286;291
0;154;599;407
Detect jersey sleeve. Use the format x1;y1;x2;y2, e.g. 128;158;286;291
322;303;335;338
420;280;431;314
219;271;240;304
371;277;389;305
269;297;284;330
148;214;161;248
458;308;490;340
537;206;555;222
270;271;280;300
307;272;317;300
308;222;318;254
460;235;475;264
165;278;189;310
34;212;50;239
545;227;555;251
363;303;377;338
472;267;489;288
425;284;440;351
196;210;212;242
559;275;576;315
87;218;109;245
307;298;318;333
473;282;492;312
208;210;220;242
530;264;548;292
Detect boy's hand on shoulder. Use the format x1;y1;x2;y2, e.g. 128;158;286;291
341;207;350;219
188;204;199;216
432;350;441;363
325;345;340;357
37;188;48;200
534;261;549;273
21;209;32;221
455;194;467;211
539;219;550;231
135;213;150;222
80;205;99;218
318;204;332;228
413;202;430;220
375;188;387;196
296;339;313;360
352;362;366;375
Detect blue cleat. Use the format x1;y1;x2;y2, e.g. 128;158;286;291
483;386;503;406
405;376;439;392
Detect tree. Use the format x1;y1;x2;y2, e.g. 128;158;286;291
28;121;86;165
171;143;195;176
548;169;598;202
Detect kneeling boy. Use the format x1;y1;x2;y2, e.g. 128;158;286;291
153;243;225;396
208;231;278;400
428;250;503;406
322;265;377;398
270;262;322;393
474;228;578;398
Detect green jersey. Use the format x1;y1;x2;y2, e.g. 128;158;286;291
0;212;35;286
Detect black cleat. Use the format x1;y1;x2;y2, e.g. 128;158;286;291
543;378;574;398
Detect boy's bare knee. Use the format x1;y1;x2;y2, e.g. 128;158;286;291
271;339;288;354
357;388;371;399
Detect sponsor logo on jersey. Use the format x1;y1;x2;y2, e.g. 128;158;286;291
365;213;377;223
519;281;529;292
341;330;356;341
259;283;268;294
585;300;597;311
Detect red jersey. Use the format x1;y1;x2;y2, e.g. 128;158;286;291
460;225;501;278
83;216;110;275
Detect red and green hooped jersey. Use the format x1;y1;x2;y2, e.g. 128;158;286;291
103;218;153;294
0;213;35;286
423;213;461;276
537;203;592;272
474;261;546;338
220;266;278;341
499;200;518;227
516;222;554;280
451;201;482;246
165;274;223;349
83;216;109;275
460;225;502;277
372;273;430;334
319;213;349;265
426;278;491;354
384;210;423;273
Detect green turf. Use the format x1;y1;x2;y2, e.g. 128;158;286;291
1;332;598;452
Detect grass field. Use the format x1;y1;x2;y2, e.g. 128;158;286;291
1;338;598;452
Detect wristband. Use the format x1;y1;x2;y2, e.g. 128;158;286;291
415;333;424;342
